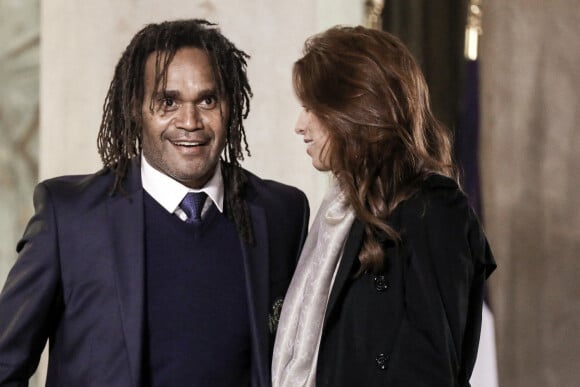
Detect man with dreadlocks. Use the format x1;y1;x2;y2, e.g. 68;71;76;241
0;19;309;387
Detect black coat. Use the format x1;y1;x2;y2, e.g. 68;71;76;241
317;175;495;387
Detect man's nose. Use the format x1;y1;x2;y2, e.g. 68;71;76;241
177;104;201;130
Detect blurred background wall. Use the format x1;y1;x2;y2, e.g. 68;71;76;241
481;1;580;386
1;1;579;386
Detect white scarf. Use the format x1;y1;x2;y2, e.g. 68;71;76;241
272;179;355;387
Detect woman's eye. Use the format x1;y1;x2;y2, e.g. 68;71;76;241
163;98;175;107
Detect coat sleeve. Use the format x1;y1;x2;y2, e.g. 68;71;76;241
386;185;496;386
0;182;64;386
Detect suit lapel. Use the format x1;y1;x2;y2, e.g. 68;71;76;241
240;200;270;387
323;219;364;328
108;161;145;387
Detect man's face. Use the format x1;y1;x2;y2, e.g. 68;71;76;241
141;47;228;188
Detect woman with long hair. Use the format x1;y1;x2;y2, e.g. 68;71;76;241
272;25;495;387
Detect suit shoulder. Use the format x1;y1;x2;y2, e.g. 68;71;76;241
243;170;310;225
398;174;495;270
244;169;307;200
39;168;115;206
402;174;468;217
394;175;476;247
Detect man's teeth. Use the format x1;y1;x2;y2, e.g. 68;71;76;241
174;141;202;146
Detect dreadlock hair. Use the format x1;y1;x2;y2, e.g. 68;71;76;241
293;26;458;273
97;19;255;243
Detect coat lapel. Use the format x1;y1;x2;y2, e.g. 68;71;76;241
323;219;364;328
107;160;145;387
240;200;270;387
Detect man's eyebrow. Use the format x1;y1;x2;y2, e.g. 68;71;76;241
197;87;220;98
153;87;220;99
154;90;180;99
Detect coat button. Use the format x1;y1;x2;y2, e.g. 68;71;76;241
374;275;389;291
375;353;390;370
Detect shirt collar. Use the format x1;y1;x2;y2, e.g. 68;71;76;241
141;154;224;214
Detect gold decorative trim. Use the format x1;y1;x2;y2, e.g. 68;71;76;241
365;0;384;30
465;0;483;60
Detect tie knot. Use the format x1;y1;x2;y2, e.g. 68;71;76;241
180;192;207;224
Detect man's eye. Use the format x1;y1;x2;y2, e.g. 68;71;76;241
200;96;217;109
162;98;176;107
156;98;179;113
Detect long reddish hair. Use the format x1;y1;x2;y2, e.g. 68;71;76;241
294;26;458;273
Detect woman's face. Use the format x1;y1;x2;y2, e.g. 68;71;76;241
294;108;331;171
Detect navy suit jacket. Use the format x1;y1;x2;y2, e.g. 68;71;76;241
0;158;309;387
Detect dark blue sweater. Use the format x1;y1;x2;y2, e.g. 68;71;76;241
143;192;250;386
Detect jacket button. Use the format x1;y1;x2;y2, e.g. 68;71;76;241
375;353;390;370
374;275;389;291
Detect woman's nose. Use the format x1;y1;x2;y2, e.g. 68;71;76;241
294;110;307;134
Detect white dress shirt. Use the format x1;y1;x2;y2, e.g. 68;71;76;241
141;155;224;221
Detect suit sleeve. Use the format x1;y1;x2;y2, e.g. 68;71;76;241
386;187;496;386
424;188;496;385
0;182;63;385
